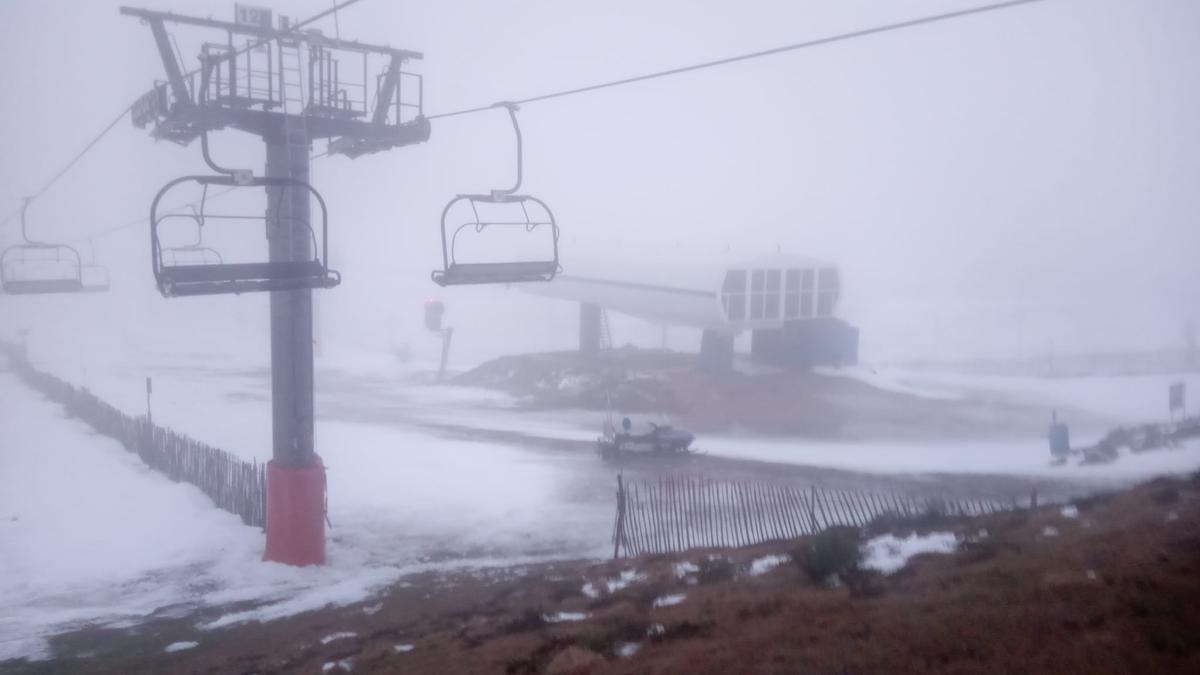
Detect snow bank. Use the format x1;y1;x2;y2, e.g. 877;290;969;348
884;369;1200;427
703;368;1200;481
860;532;957;574
702;434;1200;481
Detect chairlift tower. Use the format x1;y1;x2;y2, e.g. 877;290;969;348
122;4;429;566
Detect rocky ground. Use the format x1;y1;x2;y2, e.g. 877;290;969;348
8;472;1198;675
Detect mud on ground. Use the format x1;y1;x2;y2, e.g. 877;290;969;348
10;473;1198;675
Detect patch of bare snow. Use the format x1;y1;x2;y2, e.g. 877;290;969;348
673;561;699;579
393;643;414;653
615;641;641;658
1060;505;1079;519
652;593;686;608
748;554;790;577
164;641;198;653
544;612;588;623
860;532;957;574
1041;526;1060;538
320;631;357;645
606;570;646;594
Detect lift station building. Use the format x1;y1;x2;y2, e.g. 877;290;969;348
524;255;859;371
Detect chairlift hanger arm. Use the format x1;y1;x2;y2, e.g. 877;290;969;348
197;61;254;182
19;197;39;245
490;103;522;197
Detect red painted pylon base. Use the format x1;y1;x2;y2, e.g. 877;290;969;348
263;456;326;566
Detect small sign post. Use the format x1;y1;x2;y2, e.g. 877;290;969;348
1048;410;1070;461
1169;381;1185;423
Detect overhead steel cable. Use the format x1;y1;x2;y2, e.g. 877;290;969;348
0;103;132;231
5;0;1044;235
427;0;1050;121
302;0;362;32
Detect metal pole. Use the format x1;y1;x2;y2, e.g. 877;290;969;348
438;327;454;380
265;124;315;468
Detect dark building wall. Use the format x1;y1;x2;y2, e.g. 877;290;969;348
699;329;735;372
751;318;859;369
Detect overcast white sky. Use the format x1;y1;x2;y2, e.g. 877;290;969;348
0;0;1197;365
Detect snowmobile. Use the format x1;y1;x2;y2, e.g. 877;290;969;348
598;415;696;458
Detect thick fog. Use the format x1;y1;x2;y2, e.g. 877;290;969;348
1;0;1197;366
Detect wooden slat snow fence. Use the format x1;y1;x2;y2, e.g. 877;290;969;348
2;343;266;528
611;474;1022;558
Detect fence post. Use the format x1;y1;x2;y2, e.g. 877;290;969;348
807;486;820;533
613;474;627;559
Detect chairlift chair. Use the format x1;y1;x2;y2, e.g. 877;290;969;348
431;103;561;287
0;244;83;294
0;198;108;295
150;175;341;298
147;84;341;298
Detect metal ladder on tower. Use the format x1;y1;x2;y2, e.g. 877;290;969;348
599;308;614;350
277;38;308;145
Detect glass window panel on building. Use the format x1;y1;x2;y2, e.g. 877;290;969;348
784;269;801;318
765;269;781;319
800;269;815;317
749;270;766;319
816;268;839;316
